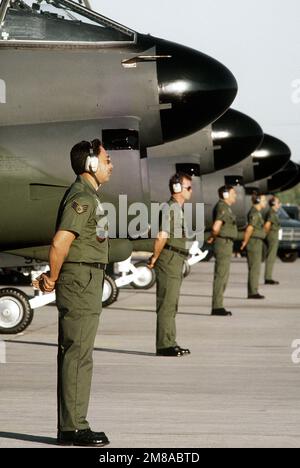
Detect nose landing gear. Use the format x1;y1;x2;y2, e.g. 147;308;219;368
0;288;34;335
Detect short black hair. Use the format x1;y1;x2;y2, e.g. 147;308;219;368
269;196;279;207
218;185;234;199
91;138;102;155
251;191;262;205
169;173;192;194
70;139;102;175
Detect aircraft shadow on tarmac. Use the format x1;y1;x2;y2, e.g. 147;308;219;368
4;340;156;357
108;306;214;317
126;290;246;300
0;432;57;446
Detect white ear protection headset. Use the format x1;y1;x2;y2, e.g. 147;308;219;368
173;174;182;194
85;145;99;174
255;194;261;204
223;190;230;200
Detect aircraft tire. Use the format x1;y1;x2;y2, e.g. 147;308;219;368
131;261;156;290
0;288;34;335
102;274;119;308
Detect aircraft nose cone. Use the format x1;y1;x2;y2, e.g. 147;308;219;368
251;134;291;181
279;163;300;192
155;39;238;142
212;109;264;171
267;161;299;193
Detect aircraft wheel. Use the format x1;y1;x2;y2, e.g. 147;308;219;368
102;274;119;308
0;288;34;335
131;261;156;290
183;261;191;278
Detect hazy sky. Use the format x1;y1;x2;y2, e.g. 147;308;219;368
90;0;300;161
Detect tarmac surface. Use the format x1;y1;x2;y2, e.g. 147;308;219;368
1;258;300;448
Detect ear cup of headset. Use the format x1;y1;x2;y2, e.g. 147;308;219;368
251;192;261;205
85;147;99;173
173;174;182;193
173;182;182;193
90;156;99;173
223;191;230;200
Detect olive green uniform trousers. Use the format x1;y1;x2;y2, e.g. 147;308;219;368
212;238;233;309
56;263;104;432
265;234;279;281
155;250;184;350
247;239;263;296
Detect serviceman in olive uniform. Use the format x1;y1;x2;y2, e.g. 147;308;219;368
241;193;267;299
208;185;238;317
264;196;281;285
149;173;193;357
33;139;113;447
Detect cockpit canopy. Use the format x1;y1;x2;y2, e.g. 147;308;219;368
0;0;135;43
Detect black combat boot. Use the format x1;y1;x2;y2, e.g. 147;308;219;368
175;345;191;355
156;347;184;357
211;308;232;317
265;280;279;285
248;294;265;299
57;428;110;447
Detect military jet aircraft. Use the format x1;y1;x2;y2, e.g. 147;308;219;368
144;127;292;240
131;132;293;262
243;161;300;264
249;160;300;195
147;109;264;228
201;134;292;228
0;0;237;252
277;163;300;193
0;0;237;333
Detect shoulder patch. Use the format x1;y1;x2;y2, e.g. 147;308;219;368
72;201;89;215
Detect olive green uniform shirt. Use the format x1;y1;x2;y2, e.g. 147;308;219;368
248;207;266;240
213;200;238;240
265;209;281;235
160;198;192;255
56;176;109;264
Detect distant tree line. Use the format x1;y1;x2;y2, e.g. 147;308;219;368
277;183;300;205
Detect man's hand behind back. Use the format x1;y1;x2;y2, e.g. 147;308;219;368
32;273;56;293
